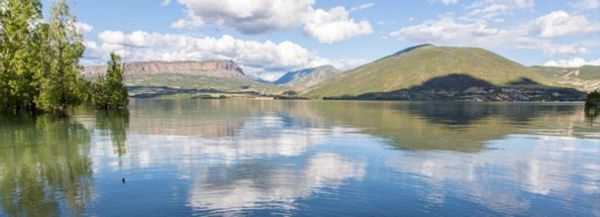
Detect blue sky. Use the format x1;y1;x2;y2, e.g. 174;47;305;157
42;0;600;80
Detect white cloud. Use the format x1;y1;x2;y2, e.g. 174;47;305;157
535;11;600;37
74;22;93;34
172;0;373;43
544;57;600;67
390;6;599;57
441;0;459;5
570;0;600;10
350;2;375;12
390;17;504;42
85;30;365;76
466;0;535;19
303;7;373;44
172;0;314;34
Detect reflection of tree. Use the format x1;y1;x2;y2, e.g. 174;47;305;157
0;115;93;217
95;111;129;157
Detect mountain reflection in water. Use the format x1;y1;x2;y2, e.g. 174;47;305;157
0;100;598;216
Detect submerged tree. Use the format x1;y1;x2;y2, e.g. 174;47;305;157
35;0;85;113
92;53;128;110
585;90;600;117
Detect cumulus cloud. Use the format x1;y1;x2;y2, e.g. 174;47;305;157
570;0;600;10
171;0;373;43
390;17;504;42
303;7;373;44
544;57;600;67
535;11;600;37
172;0;312;34
390;3;600;57
74;22;93;34
84;30;366;77
466;0;535;19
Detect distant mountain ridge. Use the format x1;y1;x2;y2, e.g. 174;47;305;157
274;65;341;90
83;60;284;95
531;65;600;92
306;44;554;98
83;60;245;78
79;45;590;101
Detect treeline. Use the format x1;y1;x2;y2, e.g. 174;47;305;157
0;0;127;114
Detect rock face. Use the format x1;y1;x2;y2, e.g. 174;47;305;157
83;60;245;78
274;65;340;90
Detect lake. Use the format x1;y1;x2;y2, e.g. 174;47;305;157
0;100;599;217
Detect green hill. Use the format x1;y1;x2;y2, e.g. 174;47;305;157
305;44;553;98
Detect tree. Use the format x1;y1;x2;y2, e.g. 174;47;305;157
35;0;85;113
106;53;128;109
92;53;128;110
0;0;43;113
585;90;600;117
586;90;600;108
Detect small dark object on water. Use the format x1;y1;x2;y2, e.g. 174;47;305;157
122;178;126;183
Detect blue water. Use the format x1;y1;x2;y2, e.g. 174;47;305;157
1;100;599;216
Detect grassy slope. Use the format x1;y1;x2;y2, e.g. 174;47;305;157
305;45;552;98
580;65;600;80
529;66;573;78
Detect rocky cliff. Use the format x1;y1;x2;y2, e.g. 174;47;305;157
83;60;245;78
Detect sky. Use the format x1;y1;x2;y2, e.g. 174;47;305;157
42;0;600;81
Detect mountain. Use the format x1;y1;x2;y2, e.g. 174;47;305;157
83;60;283;94
274;65;341;90
305;44;554;98
531;65;600;92
84;60;245;78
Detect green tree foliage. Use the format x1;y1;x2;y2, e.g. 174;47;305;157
0;0;127;115
585;90;600;117
586;91;600;108
92;53;128;110
35;0;85;112
0;0;43;113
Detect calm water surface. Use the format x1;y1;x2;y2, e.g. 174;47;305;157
0;100;599;216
